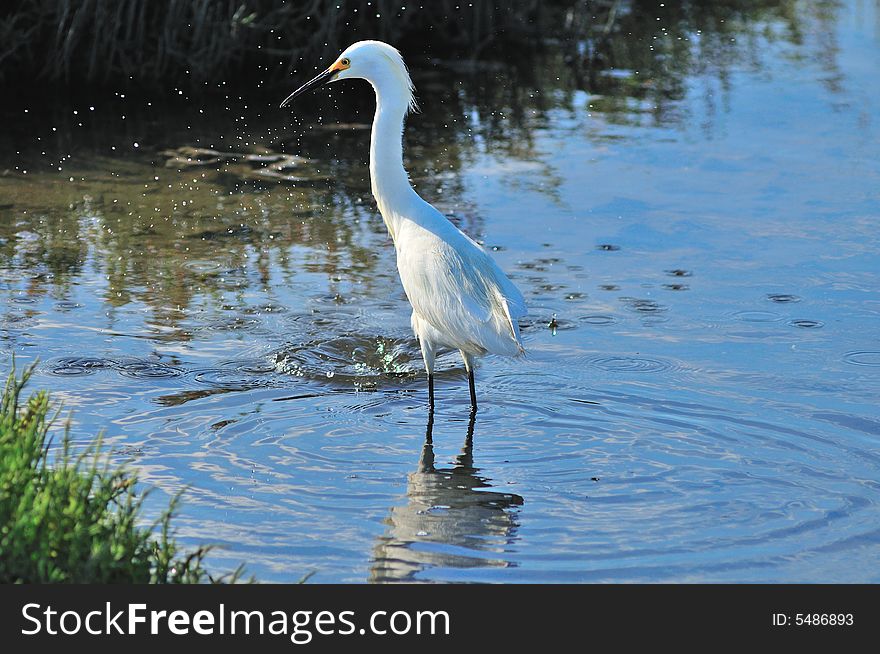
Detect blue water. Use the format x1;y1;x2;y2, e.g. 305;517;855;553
1;0;879;582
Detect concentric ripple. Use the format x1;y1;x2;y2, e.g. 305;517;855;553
116;360;185;379
619;297;668;313
201;316;264;332
767;293;802;303
579;314;617;326
45;356;184;379
843;351;880;367
518;316;578;333
731;310;784;322
190;357;283;389
46;357;117;376
584;354;678;373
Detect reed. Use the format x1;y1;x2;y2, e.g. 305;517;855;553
0;0;558;90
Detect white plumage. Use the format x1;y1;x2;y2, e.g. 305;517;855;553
282;40;526;410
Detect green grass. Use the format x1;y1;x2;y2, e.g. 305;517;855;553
0;362;245;583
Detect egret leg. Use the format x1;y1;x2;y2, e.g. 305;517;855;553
419;337;436;411
467;371;477;412
460;350;478;412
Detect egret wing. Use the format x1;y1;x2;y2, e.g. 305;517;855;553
398;232;525;354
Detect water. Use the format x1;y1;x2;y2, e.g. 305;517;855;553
2;0;879;582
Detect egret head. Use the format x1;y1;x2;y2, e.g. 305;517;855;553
280;40;417;112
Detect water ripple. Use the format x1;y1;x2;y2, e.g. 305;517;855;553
46;356;116;376
579;314;617;326
583;354;679;374
767;294;802;303
843;351;880;367
731;310;784;323
116;360;185;379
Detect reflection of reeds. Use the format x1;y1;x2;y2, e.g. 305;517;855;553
0;0;556;89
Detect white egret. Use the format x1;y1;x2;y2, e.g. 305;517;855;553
281;40;526;411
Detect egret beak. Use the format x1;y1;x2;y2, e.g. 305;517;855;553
280;68;338;108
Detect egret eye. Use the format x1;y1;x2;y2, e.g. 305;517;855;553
341;58;351;67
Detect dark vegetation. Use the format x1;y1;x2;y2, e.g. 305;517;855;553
0;0;559;90
0;0;812;94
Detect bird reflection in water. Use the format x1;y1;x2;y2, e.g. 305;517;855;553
370;412;523;582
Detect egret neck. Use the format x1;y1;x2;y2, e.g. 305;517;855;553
368;78;418;244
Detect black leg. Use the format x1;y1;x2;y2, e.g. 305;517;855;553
428;373;435;411
468;370;478;412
